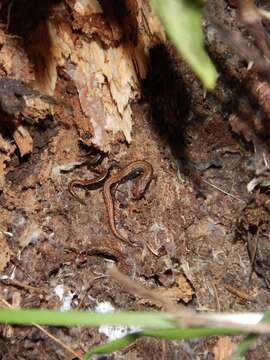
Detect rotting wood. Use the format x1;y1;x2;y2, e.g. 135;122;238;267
0;0;165;188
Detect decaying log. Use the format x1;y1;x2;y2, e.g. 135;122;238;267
0;0;165;186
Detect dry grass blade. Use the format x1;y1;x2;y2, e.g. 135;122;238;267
109;266;180;312
109;267;270;334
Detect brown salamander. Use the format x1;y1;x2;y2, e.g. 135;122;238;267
68;153;106;205
103;160;153;245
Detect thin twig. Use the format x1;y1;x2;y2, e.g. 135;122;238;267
0;276;39;291
212;282;221;311
35;323;81;359
145;242;160;257
225;285;255;302
0;298;82;359
202;179;246;203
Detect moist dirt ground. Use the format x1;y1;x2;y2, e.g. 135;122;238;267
1;0;270;359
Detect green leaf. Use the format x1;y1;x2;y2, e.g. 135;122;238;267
83;334;139;359
0;308;265;359
0;309;174;328
84;328;246;359
150;0;217;89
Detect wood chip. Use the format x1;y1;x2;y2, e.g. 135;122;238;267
0;154;9;190
174;274;194;303
213;337;234;360
0;234;11;273
13;125;33;156
139;274;194;308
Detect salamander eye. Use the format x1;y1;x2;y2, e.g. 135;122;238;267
134;169;141;176
135;168;144;176
128;168;141;179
